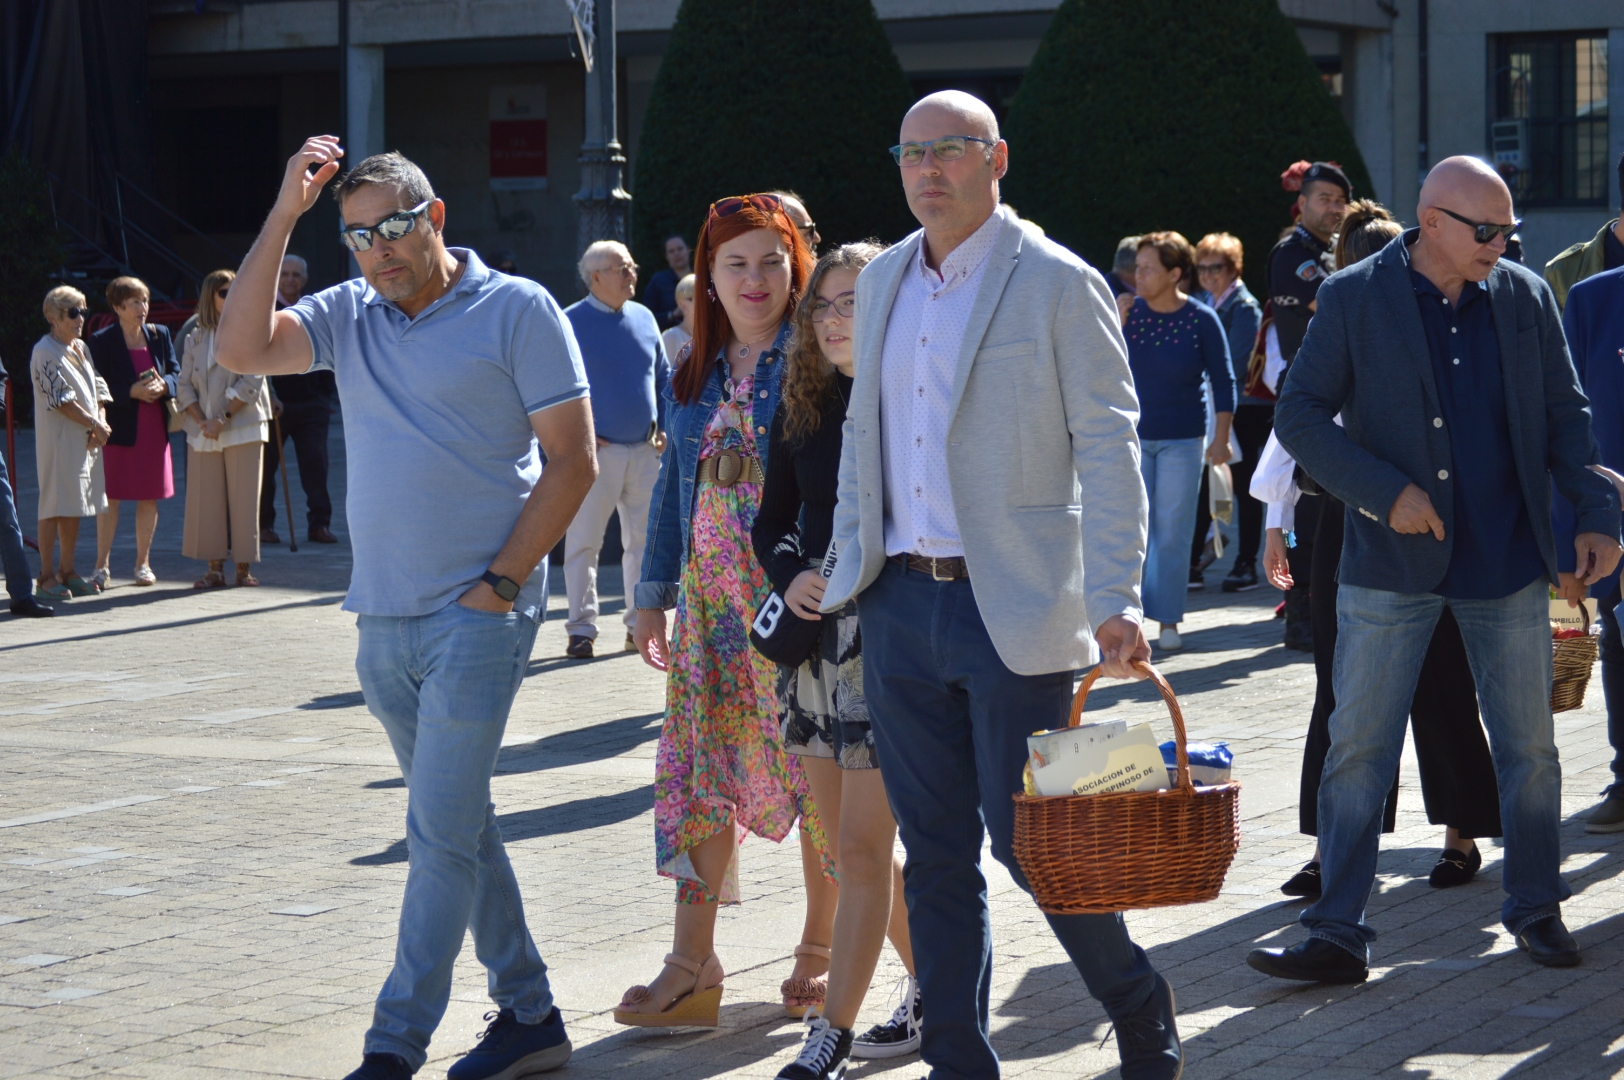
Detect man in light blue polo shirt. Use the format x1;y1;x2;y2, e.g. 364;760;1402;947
217;137;597;1080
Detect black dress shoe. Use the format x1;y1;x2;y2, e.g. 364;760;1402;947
1222;559;1260;592
1517;916;1580;968
9;596;54;618
1246;938;1368;983
1428;845;1481;889
1114;973;1182;1080
310;525;338;544
1281;860;1322;897
565;634;594;659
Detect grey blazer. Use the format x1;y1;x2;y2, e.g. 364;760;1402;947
1274;230;1619;594
821;207;1148;676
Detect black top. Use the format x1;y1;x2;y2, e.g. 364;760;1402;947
86;322;179;447
751;373;852;596
643;269;683;330
1268;223;1336;367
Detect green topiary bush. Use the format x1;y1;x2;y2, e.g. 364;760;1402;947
0;154;66;423
632;0;917;272
1003;0;1373;298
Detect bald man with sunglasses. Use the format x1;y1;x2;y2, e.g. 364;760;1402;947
217;139;597;1080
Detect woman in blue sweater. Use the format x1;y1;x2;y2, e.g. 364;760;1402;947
1122;232;1235;651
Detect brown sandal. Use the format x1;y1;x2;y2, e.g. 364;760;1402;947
613;952;724;1028
781;943;831;1018
193;570;227;590
236;564;259;587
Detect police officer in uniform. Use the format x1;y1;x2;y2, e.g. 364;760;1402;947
1268;161;1349;651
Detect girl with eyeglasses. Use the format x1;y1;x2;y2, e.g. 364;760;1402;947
753;242;927;1068
619;194;837;1027
30;286;113;600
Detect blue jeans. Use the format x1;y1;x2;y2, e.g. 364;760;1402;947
0;450;33;600
1304;577;1567;958
859;561;1156;1080
1596;585;1624;795
355;603;552;1070
1138;438;1203;625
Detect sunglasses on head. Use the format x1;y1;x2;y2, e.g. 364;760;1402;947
339;200;432;252
1436;206;1521;245
707;193;783;222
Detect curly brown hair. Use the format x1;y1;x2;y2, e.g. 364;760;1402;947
781;241;885;442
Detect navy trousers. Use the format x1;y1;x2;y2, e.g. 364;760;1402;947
0;451;33;600
858;560;1157;1080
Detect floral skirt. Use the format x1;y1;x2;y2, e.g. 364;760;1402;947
654;480;832;904
778;602;878;770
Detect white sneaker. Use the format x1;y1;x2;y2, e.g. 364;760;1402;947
1157;626;1183;652
850;975;921;1060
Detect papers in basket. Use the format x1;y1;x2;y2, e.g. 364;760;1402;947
1024;720;1166;797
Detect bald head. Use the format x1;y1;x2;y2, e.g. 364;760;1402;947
902;90;1000;144
1413;156;1516;287
1418;156;1511;219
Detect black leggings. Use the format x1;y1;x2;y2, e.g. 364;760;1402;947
1298;495;1503;839
1191;404;1274;568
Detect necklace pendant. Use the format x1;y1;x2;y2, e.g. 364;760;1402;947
739;345;748;357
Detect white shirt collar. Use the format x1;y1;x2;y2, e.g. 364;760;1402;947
584;292;624;315
912;205;1005;293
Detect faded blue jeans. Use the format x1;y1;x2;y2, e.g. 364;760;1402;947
1304;577;1568;958
1139;437;1204;626
356;602;552;1069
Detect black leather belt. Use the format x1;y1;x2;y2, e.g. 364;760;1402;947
889;553;970;581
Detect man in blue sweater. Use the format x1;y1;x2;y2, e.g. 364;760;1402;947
562;241;670;658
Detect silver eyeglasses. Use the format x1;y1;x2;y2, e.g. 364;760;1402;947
889;135;996;167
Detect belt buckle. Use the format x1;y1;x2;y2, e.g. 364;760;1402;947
929;557;952;582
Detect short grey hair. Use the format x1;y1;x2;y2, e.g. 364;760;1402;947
1113;236;1141;276
281;253;308;276
578;240;631;287
332;151;436;209
43;285;86;320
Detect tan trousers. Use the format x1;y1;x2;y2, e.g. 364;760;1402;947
563;440;661;639
183;442;264;563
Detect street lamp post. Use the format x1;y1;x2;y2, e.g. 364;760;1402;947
572;0;631;262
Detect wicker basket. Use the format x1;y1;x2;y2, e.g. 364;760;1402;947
1552;600;1598;715
1013;660;1241;915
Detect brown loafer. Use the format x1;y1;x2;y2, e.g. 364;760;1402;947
310;526;338;544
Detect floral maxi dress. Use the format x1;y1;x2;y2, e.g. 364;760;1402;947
654;373;831;904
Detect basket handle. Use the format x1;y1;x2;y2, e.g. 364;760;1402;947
1069;659;1195;794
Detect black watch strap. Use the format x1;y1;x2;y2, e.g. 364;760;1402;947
481;570;521;602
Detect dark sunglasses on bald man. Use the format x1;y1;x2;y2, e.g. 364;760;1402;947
339;200;433;252
1436;206;1521;245
707;193;784;222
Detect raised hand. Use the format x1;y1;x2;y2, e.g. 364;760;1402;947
275;136;345;221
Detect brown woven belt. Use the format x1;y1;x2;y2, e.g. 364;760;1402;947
696;448;764;487
889;553;970;581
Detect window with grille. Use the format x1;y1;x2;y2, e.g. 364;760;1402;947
1491;33;1609;208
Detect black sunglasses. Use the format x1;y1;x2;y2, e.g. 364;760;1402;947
1436;206;1521;245
64;306;87;319
339;200;432;252
217;288;230;298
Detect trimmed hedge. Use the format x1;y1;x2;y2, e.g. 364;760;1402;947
1003;0;1374;298
0;154;64;421
632;0;916;272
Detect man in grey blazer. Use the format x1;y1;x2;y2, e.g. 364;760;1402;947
1255;158;1622;984
822;91;1179;1080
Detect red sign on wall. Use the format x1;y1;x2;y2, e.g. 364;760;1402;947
490;119;548;186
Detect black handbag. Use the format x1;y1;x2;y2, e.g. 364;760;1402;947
749;545;838;668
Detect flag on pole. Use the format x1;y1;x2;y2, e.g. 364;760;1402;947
565;0;596;73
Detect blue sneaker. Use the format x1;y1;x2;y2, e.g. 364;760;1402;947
447;1007;572;1080
342;1053;412;1080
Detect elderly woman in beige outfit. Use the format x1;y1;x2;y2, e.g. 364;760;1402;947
178;270;271;588
30;286;113;600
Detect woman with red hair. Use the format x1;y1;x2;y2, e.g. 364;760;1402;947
617;194;835;1027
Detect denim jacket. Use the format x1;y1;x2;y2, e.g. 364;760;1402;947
635;323;789;610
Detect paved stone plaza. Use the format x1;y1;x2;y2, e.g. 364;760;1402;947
3;422;1623;1079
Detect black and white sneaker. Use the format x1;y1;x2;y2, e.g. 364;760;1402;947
777;1017;853;1080
851;975;922;1060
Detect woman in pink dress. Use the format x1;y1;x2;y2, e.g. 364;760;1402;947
87;277;178;587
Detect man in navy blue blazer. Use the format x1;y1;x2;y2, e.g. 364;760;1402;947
1256;157;1622;982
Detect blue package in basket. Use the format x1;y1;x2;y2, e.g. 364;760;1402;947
1159;740;1232;787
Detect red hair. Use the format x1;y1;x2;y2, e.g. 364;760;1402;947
672;199;814;405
